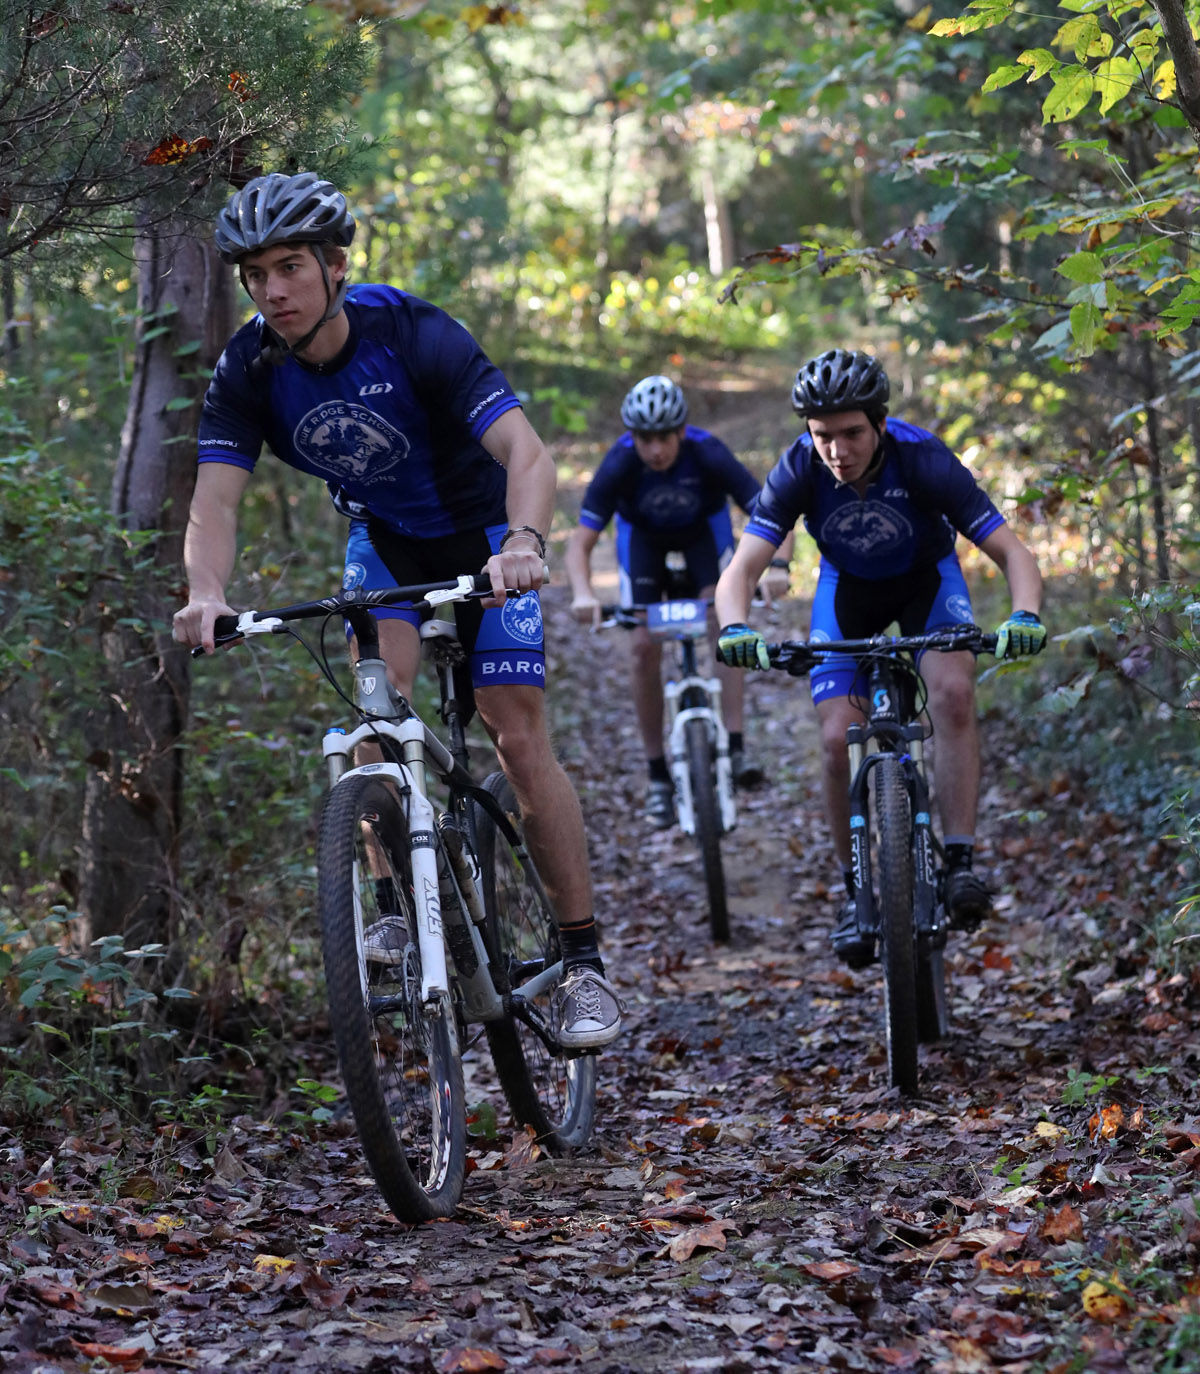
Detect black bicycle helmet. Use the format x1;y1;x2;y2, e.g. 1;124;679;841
621;375;688;432
214;171;356;263
791;349;890;419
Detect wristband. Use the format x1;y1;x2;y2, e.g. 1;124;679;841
769;558;790;570
500;525;547;559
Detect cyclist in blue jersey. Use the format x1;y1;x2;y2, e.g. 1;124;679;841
713;349;1045;967
564;376;792;827
171;172;621;1048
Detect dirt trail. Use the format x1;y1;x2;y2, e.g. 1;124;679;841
3;447;1197;1373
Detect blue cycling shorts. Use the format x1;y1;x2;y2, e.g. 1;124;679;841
808;552;975;705
342;519;546;691
614;508;735;606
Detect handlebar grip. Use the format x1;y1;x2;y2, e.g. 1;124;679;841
214;614;241;639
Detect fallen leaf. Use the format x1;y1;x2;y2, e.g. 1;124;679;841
666;1219;738;1261
441;1348;506;1371
1082;1275;1133;1322
802;1260;860;1281
1041;1203;1084;1244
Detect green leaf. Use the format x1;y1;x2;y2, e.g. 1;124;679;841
1095;56;1139;115
163;396;195;412
982;65;1025;94
1057;252;1104;285
1069;300;1103;355
1042;67;1094;123
1018;48;1059;81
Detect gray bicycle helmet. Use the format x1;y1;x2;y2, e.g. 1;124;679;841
621;375;688;432
214;171;356;263
791;349;890;419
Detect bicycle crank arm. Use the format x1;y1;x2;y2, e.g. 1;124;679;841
505;994;588;1058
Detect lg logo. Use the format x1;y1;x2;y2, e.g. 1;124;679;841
359;382;394;397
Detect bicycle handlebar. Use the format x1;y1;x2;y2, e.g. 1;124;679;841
767;626;999;677
196;572;508;657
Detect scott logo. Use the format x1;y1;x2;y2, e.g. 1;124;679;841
359;382;394;397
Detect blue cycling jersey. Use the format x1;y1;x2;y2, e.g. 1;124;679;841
579;428;761;541
745;419;1004;578
197;283;521;538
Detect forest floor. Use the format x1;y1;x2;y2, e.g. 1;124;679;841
2;406;1199;1373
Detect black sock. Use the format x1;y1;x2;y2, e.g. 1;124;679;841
559;917;604;973
374;877;399;913
729;732;744;754
647;756;671;784
945;842;974;872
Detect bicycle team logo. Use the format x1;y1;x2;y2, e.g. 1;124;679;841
641;484;701;525
342;561;368;590
501;592;543;646
823;501;912;556
946;593;974;623
294;401;409;484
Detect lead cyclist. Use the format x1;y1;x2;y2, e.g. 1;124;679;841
171;171;621;1050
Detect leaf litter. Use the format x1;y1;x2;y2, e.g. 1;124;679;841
2;568;1198;1372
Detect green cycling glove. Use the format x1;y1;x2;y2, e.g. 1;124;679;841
995;609;1046;660
717;623;770;670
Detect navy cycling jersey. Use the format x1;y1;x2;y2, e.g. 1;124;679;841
579;428;761;543
745;418;1004;579
197;283;521;538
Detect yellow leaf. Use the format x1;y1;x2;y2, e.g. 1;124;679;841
1082;1275;1133;1322
907;4;932;29
253;1254;295;1274
1154;59;1177;100
1035;1120;1068;1142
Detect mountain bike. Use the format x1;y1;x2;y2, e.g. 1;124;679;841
766;625;997;1094
198;574;597;1221
603;596;736;942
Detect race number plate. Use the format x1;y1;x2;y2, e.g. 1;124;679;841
647;599;709;640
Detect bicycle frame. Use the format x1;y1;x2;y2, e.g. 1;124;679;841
218;584;564;1040
652;600;736;835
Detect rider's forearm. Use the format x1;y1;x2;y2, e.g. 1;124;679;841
715;536;776;625
980;527;1043;616
714;562;757;627
183;497;238;603
564;527;598;599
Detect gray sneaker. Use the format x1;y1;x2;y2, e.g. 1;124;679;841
552;966;623;1050
362;914;413;965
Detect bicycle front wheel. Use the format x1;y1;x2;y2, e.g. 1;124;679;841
873;755;919;1095
475;772;596;1152
685;717;730;943
318;773;466;1222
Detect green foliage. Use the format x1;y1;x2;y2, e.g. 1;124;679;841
0;0;368;272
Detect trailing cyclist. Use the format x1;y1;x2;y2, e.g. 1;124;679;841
565;375;792;828
713;348;1045;966
171;171;621;1050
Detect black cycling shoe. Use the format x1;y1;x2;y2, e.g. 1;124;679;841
943;867;993;931
831;900;876;970
729;747;766;789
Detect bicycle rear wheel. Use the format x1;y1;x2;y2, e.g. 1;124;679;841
873;755;919;1094
474;772;596;1152
685;716;730;942
318;773;466;1222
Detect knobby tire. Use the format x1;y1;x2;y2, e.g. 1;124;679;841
318;774;466;1222
684;716;730;942
874;755;919;1095
475;772;596;1152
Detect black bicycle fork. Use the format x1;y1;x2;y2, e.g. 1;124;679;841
845;671;946;956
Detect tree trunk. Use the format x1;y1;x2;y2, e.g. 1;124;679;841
79;222;235;952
